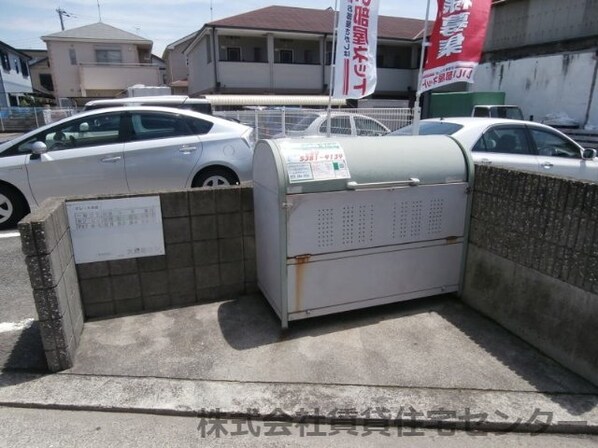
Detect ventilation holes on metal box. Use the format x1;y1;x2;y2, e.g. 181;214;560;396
428;198;445;235
317;208;335;248
393;201;410;240
410;200;423;238
341;205;355;245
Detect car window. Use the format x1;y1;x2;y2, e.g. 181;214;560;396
319;116;351;135
529;128;581;158
130;112;192;141
388;122;463;136
474;127;532;155
186;117;214;135
354;117;387;136
287;114;319;131
17;112;122;152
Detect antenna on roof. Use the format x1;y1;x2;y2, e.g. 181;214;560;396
210;0;213;21
97;0;103;22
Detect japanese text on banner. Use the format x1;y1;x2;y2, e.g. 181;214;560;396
332;0;380;99
420;0;492;92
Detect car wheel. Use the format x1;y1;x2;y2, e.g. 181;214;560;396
0;186;27;230
192;168;239;188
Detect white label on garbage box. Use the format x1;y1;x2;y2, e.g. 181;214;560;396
281;141;351;183
67;196;165;264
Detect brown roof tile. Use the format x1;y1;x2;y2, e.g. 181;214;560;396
208;5;429;41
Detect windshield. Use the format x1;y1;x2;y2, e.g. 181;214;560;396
491;107;524;120
287;114;319;131
388;121;464;136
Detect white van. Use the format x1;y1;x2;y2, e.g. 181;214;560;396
83;95;212;115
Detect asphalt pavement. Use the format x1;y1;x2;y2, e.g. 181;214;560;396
2;407;597;448
0;230;46;371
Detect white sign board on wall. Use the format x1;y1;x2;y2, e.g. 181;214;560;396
66;196;165;264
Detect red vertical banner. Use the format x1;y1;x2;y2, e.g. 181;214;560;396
420;0;492;92
332;0;380;99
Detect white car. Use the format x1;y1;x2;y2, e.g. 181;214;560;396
390;117;597;180
0;106;255;229
279;112;390;137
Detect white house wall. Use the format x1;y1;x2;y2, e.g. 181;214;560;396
1;51;32;96
47;41;142;98
273;64;321;90
473;51;598;127
219;62;270;89
187;35;214;95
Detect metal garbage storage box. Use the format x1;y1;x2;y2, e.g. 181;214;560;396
253;136;474;328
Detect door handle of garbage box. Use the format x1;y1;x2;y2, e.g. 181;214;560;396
346;178;420;190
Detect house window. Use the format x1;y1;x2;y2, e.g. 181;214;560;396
69;48;77;65
279;49;293;64
226;47;241;62
13;58;19;74
0;51;9;71
20;59;29;77
95;49;122;64
40;74;54;91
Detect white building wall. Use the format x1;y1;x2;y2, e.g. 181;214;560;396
47;40;143;98
219;62;270;89
473;51;598;127
187;35;215;96
273;64;321;90
2;56;32;94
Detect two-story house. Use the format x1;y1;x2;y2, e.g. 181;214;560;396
181;6;428;101
162;32;196;95
0;41;33;108
42;22;165;106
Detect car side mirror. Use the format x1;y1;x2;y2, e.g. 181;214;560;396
31;141;48;155
582;148;597;160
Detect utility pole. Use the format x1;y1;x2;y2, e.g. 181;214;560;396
56;8;74;31
56;8;66;31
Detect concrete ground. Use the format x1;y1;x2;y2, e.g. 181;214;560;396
70;294;595;395
1;293;581;434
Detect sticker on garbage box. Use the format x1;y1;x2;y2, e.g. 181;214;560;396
67;196;165;264
280;141;351;183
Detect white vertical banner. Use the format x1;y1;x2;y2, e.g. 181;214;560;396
332;0;380;99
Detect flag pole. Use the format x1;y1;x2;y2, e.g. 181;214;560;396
412;0;432;135
326;0;339;137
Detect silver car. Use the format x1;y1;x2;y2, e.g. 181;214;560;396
391;117;597;180
0;106;254;229
279;112;390;137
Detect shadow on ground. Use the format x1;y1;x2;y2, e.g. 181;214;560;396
217;294;597;415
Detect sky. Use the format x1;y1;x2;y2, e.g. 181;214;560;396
0;0;437;57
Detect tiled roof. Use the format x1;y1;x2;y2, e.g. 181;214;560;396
208;5;429;41
42;22;152;44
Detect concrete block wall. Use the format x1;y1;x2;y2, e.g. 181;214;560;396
75;186;256;319
463;165;598;386
19;198;84;372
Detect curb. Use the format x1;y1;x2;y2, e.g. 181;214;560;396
0;371;596;434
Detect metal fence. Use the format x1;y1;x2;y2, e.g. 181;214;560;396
0;107;77;132
214;108;413;140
